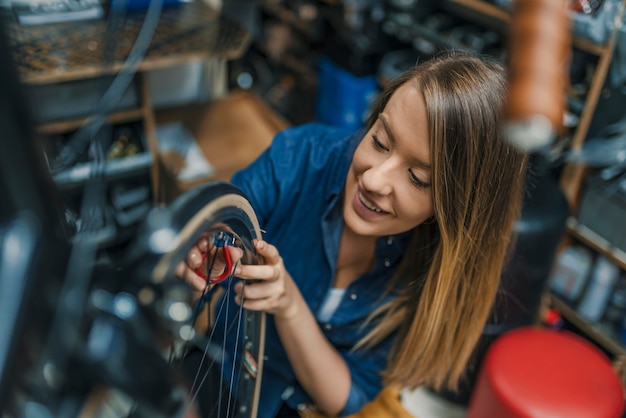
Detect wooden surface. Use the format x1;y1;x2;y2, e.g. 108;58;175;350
7;0;250;84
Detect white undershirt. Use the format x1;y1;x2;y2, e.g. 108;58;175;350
317;288;346;323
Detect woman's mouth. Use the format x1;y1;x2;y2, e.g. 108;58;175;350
359;192;383;213
352;189;388;220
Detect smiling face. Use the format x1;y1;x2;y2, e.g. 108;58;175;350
343;83;435;238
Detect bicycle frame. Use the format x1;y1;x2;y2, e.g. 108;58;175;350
0;20;75;413
0;17;192;416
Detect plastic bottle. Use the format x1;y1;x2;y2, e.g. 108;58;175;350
548;245;593;302
577;256;620;322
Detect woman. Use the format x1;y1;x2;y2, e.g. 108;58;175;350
179;51;527;417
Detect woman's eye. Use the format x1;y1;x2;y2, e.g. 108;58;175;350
409;170;431;189
371;135;388;152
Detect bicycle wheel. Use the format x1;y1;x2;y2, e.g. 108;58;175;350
77;181;266;418
150;181;266;418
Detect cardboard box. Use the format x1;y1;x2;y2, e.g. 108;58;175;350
156;90;289;201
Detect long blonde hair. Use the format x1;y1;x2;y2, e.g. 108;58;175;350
360;51;527;391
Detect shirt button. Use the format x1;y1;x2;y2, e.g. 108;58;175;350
349;293;358;300
384;259;391;267
323;323;332;331
298;403;315;412
281;386;294;400
387;237;394;245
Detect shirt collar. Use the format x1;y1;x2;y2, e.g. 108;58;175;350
324;128;364;204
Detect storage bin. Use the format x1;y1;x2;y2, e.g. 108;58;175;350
315;56;379;131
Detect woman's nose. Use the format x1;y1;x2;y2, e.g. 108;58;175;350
362;162;394;196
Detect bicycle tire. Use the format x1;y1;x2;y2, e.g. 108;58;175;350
148;181;266;418
79;181;267;418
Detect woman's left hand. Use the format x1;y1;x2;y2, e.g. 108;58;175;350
174;235;243;292
233;240;300;320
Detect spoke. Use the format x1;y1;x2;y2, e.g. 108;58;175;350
189;267;246;416
217;275;231;417
189;260;249;418
187;242;224;392
189;284;229;404
226;263;244;418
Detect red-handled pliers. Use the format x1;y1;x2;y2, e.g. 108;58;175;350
195;233;235;284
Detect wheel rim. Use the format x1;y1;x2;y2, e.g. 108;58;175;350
149;185;266;418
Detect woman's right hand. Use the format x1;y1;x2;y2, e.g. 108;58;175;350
175;235;243;293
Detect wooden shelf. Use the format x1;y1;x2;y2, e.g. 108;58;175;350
573;37;606;57
9;1;250;85
548;292;626;357
37;108;145;136
566;217;626;271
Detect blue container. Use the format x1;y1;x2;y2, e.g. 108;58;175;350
316;57;379;131
110;0;181;12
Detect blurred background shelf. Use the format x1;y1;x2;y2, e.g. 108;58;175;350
37;108;146;136
52;152;153;190
548;292;626;357
567;217;626;271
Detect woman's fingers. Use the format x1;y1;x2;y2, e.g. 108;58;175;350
254;239;280;264
186;246;204;269
234;240;281;280
235;264;281;281
197;237;209;253
176;238;288;311
234;277;283;300
227;246;243;264
233;281;284;312
230;240;295;314
189;243;243;279
176;261;209;292
234;294;276;311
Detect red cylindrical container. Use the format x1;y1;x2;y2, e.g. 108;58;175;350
467;327;624;418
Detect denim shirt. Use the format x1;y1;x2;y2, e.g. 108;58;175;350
215;123;411;417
